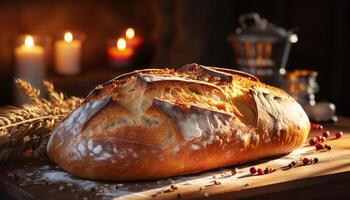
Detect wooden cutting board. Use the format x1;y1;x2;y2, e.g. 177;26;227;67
1;118;350;200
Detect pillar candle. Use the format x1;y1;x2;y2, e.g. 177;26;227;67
55;32;82;75
14;35;45;104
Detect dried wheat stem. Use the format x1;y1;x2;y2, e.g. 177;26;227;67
0;114;65;130
0;79;83;163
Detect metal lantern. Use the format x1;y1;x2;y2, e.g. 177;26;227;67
228;13;298;86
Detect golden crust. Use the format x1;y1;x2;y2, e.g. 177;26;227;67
47;63;310;181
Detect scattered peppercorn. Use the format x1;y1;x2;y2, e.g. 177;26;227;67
316;136;321;141
309;137;317;145
288;163;293;169
213;180;220;185
250;167;257;174
311;123;317;129
170;184;178;190
231;168;238;176
264;168;270;174
311;123;319;129
335;131;343;139
311;123;324;130
322;131;330;138
313;157;319;163
316;135;326;143
315;143;324;150
325;144;332;150
257;168;264;175
303;157;310;165
268;167;274;173
291;161;296;166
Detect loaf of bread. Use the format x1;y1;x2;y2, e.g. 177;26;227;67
47;63;310;181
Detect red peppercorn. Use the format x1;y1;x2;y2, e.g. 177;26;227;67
315;143;324;150
303;157;310;165
312;123;323;130
309;137;317;145
325;144;332;150
250;167;257;174
320;136;326;142
335;131;343;139
316;135;321;141
231;168;238;176
268;167;274;173
316;136;326;143
257;168;264;175
322;131;330;138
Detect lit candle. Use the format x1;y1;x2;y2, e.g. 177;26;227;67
107;37;134;67
14;35;46;104
55;32;82;75
125;28;143;49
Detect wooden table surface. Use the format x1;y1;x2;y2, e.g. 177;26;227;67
1;117;350;200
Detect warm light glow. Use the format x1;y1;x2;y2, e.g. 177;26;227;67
290;34;298;43
64;32;73;43
126;28;135;39
117;38;126;50
24;35;34;48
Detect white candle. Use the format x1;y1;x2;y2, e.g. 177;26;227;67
14;35;45;104
54;32;82;75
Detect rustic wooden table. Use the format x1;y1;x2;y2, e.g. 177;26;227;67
1;117;350;200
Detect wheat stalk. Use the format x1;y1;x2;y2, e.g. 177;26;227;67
0;79;84;162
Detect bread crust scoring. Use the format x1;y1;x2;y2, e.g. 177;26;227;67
47;63;310;181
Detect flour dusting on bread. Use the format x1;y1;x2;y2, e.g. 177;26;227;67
47;63;310;181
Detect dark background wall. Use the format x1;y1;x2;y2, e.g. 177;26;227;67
0;0;349;116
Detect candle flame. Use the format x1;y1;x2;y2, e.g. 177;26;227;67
126;28;135;39
289;34;298;43
117;38;126;50
24;35;34;48
64;32;73;43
